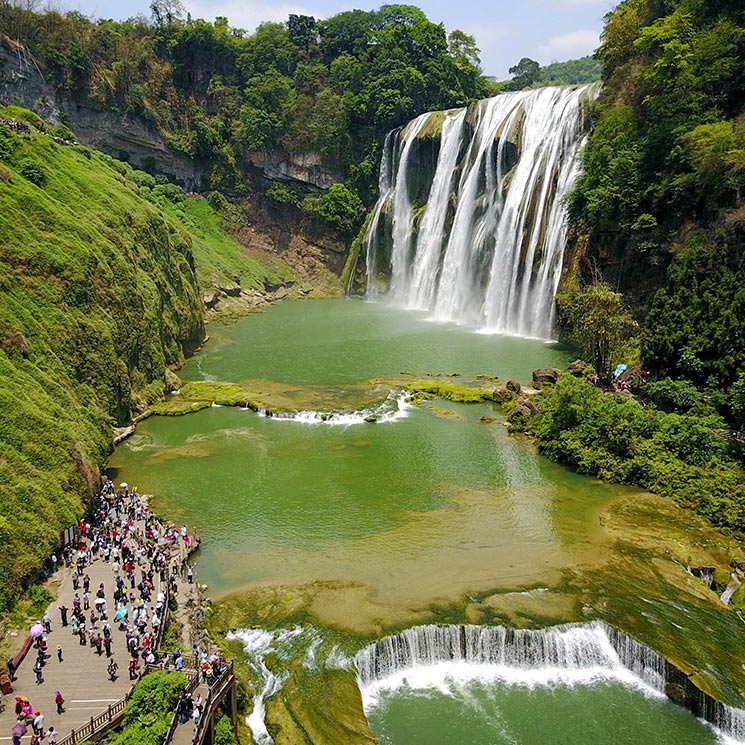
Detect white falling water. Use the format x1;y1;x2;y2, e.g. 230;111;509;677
364;84;599;339
354;621;745;742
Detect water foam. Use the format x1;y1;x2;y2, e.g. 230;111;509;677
257;390;412;426
354;622;745;743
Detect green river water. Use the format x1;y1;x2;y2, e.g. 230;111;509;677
109;299;744;744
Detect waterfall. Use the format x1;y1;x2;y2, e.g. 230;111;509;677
363;84;599;339
354;621;745;741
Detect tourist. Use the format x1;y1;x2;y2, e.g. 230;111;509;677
108;659;118;681
42;611;51;633
54;690;64;714
7;657;16;681
57;605;68;627
56;645;63;663
192;703;201;732
46;726;57;745
34;659;43;685
32;711;44;736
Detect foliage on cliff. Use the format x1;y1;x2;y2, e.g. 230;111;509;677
519;374;745;534
0;108;285;611
500;55;601;90
0;3;490;201
567;0;745;388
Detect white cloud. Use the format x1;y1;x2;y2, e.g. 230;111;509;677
183;0;324;31
536;28;600;64
458;21;516;78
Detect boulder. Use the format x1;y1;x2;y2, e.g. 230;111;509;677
506;379;521;393
203;292;220;309
507;397;540;422
492;387;515;403
532;368;562;388
218;283;242;297
568;359;588;377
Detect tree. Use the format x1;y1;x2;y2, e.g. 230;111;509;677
506;57;540;90
150;0;184;28
447;29;480;69
556;281;638;381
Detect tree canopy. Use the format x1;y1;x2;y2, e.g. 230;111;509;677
1;3;491;201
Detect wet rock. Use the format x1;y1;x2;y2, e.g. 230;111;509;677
479;416;498;424
364;415;379;423
506;379;521;393
507;397;541;422
532;368;562;388
273;287;288;301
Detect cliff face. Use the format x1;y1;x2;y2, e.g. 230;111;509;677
0;46;342;192
0;46;205;189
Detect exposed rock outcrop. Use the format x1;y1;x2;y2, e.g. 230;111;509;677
0;46;204;189
532;368;562;388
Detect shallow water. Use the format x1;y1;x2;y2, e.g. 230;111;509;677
109;299;745;742
180;298;575;385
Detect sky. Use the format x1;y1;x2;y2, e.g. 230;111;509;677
50;0;620;80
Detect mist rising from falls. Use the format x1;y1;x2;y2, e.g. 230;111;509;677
363;84;599;339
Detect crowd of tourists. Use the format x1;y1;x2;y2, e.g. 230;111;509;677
6;477;201;743
0;117;29;132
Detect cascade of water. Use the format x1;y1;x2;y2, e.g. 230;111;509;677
363;130;396;298
387;114;432;300
404;108;467;310
363;84;599;339
353;620;745;741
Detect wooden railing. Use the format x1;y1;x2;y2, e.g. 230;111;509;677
192;661;235;745
163;668;201;744
57;681;138;745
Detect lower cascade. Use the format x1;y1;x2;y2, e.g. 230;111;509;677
354;621;745;741
363;84;599;339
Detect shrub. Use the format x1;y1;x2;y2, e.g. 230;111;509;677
18;158;46;187
266;182;302;208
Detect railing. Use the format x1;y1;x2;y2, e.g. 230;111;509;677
57;681;138;745
192;661;235;745
12;634;34;669
163;668;201;743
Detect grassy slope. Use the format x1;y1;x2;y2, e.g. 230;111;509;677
0;107;291;611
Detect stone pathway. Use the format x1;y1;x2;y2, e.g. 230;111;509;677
0;506;189;743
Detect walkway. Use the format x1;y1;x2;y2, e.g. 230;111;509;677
0;492;190;743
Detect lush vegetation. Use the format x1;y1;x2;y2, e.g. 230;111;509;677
517;374;745;534
556;281;638;380
106;670;186;745
567;0;745;391
501;55;601;90
0;109;289;612
1;3;490;201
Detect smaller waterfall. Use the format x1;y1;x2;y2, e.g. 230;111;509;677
354;621;745;741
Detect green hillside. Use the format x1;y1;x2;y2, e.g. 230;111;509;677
0;107;288;610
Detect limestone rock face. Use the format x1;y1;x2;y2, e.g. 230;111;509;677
506;379;522;393
0;48;204;189
246;149;341;190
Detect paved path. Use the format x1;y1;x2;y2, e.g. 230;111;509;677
0;505;188;743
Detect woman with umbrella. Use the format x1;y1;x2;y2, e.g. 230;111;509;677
30;621;44;645
11;720;27;745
